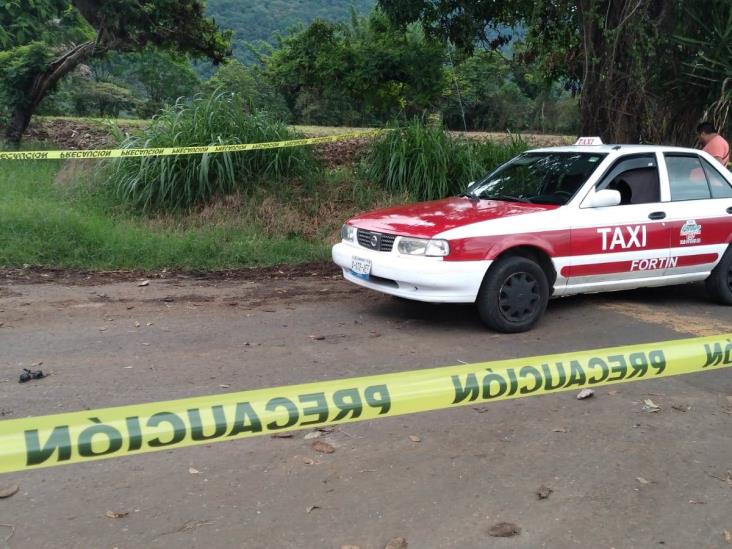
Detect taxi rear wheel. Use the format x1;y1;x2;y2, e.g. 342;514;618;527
476;256;549;333
705;245;732;305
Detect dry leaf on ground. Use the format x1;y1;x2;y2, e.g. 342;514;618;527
0;484;19;499
312;441;335;454
536;485;553;500
384;537;408;549
576;389;594;400
306;505;320;514
188;467;200;474
642;399;661;412
304;431;321;440
636;477;651;485
722;530;731;543
488;522;521;537
408;435;421;443
105;510;129;519
137;280;150;287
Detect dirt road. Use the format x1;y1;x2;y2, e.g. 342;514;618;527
1;272;731;548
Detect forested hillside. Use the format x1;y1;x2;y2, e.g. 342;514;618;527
206;0;375;62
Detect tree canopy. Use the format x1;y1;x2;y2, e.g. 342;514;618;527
378;0;731;144
259;10;446;126
0;0;231;143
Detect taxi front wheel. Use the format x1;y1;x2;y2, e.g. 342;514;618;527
706;246;732;305
476;256;549;333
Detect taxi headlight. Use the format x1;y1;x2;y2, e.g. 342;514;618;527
425;239;450;257
398;237;450;257
341;224;356;242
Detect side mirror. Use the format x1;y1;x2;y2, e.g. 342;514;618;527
586;189;621;208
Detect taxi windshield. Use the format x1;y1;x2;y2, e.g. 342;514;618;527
465;152;607;205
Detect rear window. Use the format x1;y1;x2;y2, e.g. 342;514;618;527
701;158;732;198
665;155;711;201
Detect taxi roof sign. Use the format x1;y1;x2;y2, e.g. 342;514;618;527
575;136;604;146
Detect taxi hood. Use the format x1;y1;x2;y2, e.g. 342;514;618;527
347;197;559;239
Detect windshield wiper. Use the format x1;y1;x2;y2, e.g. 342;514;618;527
458;191;481;201
487;194;533;204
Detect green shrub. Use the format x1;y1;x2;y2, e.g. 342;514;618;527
472;137;530;175
363;119;528;201
107;92;318;211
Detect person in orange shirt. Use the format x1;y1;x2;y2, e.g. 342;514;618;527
697;122;730;166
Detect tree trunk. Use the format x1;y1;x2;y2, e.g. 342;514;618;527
576;0;673;144
3;41;98;145
3;109;34;148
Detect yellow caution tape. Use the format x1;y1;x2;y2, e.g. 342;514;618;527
0;130;383;161
1;334;730;474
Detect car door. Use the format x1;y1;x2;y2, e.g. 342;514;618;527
660;153;732;278
565;153;671;292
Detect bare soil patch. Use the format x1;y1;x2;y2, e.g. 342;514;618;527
0;262;340;286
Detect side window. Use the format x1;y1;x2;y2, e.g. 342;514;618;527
665;155;711;201
596;154;660;205
701;158;732;199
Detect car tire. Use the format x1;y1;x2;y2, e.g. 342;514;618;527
705;245;732;305
476;256;549;333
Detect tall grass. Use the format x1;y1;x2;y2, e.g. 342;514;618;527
107;92;319;211
363;119;528;201
0;156;403;270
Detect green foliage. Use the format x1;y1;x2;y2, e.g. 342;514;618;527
1;1;231;60
110;49;201;118
0;0;232;143
72;80;140;117
107;92;318;211
205;0;374;63
377;0;522;51
0;42;52;113
443;51;533;131
38;49;202;119
0;0;92;48
203;59;290;121
379;0;732;143
363;119;528;201
0;157;331;270
676;0;732;135
262;10;445;126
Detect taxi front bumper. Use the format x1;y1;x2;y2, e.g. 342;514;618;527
332;242;490;303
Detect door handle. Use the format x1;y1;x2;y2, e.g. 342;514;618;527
648;211;666;220
727;206;732;214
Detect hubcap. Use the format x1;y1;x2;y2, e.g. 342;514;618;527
498;271;540;322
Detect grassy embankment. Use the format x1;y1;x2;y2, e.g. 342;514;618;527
0;153;400;271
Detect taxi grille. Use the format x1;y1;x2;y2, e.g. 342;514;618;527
357;229;396;252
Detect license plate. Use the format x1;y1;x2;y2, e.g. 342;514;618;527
351;256;372;279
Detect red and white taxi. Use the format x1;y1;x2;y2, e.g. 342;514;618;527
333;139;732;332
